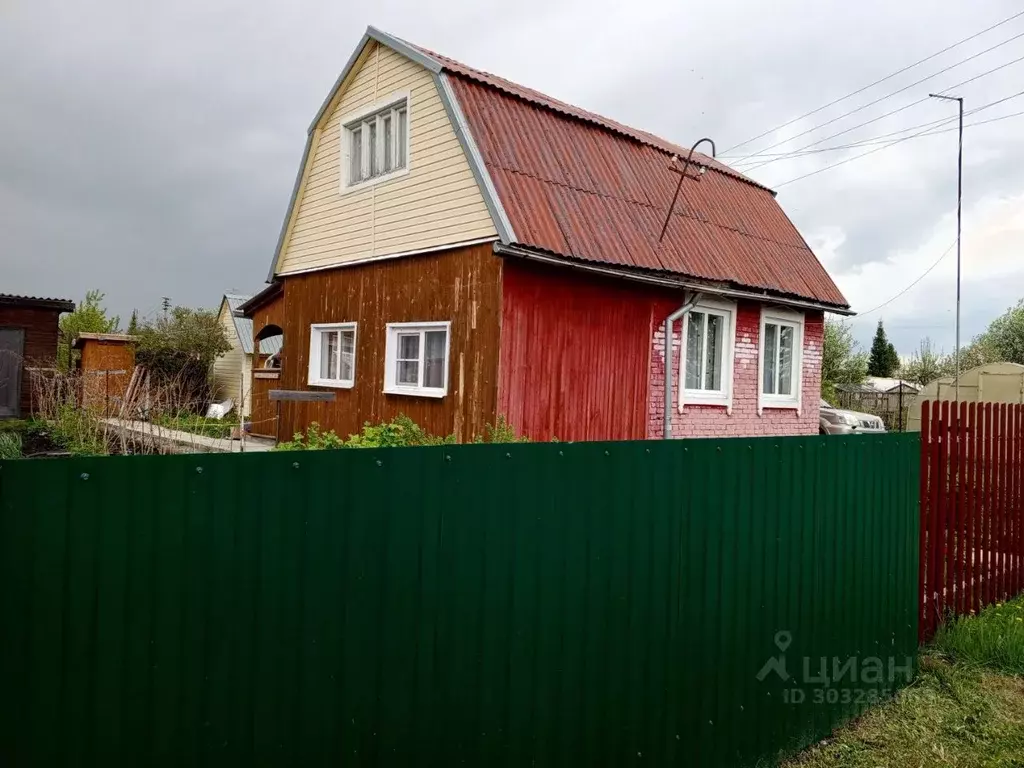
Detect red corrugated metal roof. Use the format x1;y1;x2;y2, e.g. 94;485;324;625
410;42;848;309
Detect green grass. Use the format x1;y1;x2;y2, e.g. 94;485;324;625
784;598;1024;768
784;654;1024;767
155;412;238;440
933;596;1024;676
0;431;22;459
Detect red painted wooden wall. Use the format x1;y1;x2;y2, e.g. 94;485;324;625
498;259;660;442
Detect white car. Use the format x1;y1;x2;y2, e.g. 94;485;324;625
819;399;886;435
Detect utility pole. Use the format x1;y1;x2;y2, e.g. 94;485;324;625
929;93;963;402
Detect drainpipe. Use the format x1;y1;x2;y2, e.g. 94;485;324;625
663;292;702;439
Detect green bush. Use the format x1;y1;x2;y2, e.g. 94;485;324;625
275;414;531;451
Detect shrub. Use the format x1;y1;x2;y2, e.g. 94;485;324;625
473;415;530;444
275;414;532;451
0;432;22;460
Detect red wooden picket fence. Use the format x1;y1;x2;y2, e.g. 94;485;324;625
919;400;1024;642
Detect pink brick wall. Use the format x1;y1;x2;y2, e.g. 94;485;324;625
648;300;823;439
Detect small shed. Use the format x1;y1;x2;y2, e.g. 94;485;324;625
908;362;1024;431
0;294;75;418
211;294;283;417
73;333;137;414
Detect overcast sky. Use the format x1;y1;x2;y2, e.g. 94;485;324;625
3;0;1023;354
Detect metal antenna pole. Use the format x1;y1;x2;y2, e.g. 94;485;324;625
930;93;963;402
658;137;716;243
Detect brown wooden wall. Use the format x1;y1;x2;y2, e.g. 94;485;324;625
0;306;62;417
78;340;135;414
267;242;502;442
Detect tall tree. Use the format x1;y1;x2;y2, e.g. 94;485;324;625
973;299;1024;365
821;318;868;404
57;290;120;371
900;338;954;386
868;320;899;377
127;309;139;335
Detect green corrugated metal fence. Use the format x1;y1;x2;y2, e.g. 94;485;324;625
0;434;919;766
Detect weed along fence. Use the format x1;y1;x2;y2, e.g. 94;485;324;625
0;435;919;767
919;401;1024;641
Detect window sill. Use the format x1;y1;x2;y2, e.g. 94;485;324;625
342;167;410;196
307;378;354;389
384;385;446;399
760;400;801;414
679;392;731;408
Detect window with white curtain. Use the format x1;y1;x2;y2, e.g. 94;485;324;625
342;95;409;189
307;323;357;388
680;299;735;408
384;322;450;398
759;308;804;411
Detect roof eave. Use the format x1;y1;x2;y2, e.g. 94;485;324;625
494;243;854;315
0;295;75;312
237;281;283;317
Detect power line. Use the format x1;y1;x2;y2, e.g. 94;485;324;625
767;89;1024;186
721;9;1024;154
739;56;1024;174
730;30;1024;167
855;242;957;318
729;94;1024;164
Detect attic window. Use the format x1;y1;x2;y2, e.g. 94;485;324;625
342;95;409;189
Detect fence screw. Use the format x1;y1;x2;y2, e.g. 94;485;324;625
445;455;452;462
376;460;382;467
559;450;564;456
196;467;203;474
604;450;610;456
80;473;89;481
292;462;300;469
505;452;511;459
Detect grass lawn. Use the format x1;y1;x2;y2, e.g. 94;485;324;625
154;412;239;440
785;597;1024;768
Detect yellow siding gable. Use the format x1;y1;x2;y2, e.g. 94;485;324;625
276;42;497;276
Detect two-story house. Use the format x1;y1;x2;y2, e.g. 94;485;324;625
241;27;851;443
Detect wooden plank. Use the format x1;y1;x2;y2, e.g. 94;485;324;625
928;401;942;639
955;402;965;614
919;399;931;642
967;402;978;614
947;402;959;614
269;390;337;403
983;403;993;607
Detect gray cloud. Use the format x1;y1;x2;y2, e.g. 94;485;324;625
2;0;1022;357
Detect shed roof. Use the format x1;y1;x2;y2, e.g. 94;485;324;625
225;294;282;355
0;294;75;312
72;332;137;349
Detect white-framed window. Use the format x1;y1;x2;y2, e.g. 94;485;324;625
307;323;357;388
383;321;450;398
680;299;735;410
341;93;410;190
759;307;804;413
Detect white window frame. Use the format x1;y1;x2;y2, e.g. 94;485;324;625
679;298;735;412
758;306;804;414
307;322;357;388
383;321;451;398
340;91;411;193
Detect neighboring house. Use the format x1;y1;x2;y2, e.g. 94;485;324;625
0;294;75;418
211;294;282;416
908;362;1024;432
241;27;851;443
837;377;920;412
